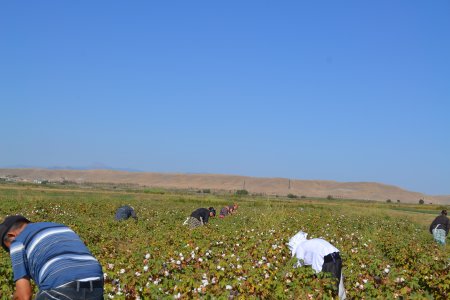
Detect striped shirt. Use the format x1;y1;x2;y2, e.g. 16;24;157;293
9;222;103;290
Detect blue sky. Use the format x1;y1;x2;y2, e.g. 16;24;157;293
1;1;449;195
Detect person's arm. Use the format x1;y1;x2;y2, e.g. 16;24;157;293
202;210;209;224
430;218;436;234
14;277;32;300
445;218;450;236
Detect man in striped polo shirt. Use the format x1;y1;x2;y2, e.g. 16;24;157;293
0;215;104;300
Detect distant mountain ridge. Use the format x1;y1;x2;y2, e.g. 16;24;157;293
1;168;449;204
4;164;141;173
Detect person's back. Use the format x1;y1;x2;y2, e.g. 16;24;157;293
184;207;216;228
294;238;339;272
190;208;210;224
219;206;229;218
115;205;138;221
10;222;103;290
430;210;449;244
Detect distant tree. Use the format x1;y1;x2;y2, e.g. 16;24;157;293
397;199;400;203
235;189;249;196
386;199;392;203
419;199;425;205
300;195;306;199
327;195;333;200
287;193;297;199
202;189;211;194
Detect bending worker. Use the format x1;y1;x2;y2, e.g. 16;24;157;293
429;210;449;245
184;207;216;228
0;215;104;300
115;205;138;221
288;231;346;299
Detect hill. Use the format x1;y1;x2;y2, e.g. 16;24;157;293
0;168;449;204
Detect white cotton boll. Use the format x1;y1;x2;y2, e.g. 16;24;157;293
384;268;390;273
176;260;181;265
120;269;125;274
198;258;203;262
143;266;149;272
145;253;150;259
226;285;232;290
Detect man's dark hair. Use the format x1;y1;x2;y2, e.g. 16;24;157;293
442;210;448;216
2;221;27;244
208;207;216;217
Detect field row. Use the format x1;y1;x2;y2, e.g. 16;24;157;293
0;187;449;299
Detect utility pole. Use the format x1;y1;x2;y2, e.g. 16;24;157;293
243;180;246;190
288;179;291;189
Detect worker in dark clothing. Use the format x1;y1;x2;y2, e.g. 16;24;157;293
115;205;138;221
429;210;449;245
183;207;216;228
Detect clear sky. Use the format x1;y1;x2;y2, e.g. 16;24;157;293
1;1;449;195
